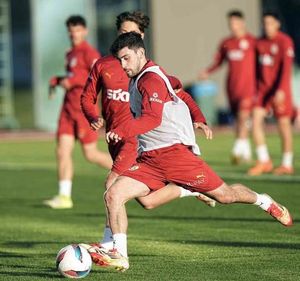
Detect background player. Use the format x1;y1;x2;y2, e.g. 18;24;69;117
81;11;215;251
248;12;295;176
43;15;112;209
86;32;292;271
199;10;256;164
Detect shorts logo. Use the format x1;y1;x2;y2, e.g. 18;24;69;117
149;92;162;103
186;173;206;186
129;165;139;171
107;89;130;102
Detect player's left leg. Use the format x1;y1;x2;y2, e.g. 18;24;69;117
81;141;113;169
204;182;293;227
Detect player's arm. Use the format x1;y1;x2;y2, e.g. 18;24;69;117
199;40;226;79
277;39;294;92
107;75;167;143
175;89;212;139
81;60;103;130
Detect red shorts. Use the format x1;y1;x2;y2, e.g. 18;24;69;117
122;144;224;193
108;137;138;175
57;108;98;144
255;90;294;118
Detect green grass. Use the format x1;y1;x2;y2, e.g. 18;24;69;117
0;132;300;281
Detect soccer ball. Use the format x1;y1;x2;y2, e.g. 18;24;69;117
56;244;92;279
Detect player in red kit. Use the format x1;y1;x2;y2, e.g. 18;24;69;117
199;10;256;164
81;11;215;252
85;33;292;271
248;12;295;176
43;15;112;209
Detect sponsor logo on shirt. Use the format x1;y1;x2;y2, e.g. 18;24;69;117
270;44;278;55
107;89;130;102
149;92;163;103
259;54;274;66
239;39;249;50
227;49;244;61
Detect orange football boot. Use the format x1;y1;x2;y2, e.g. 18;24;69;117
247;160;273;176
273;166;294;175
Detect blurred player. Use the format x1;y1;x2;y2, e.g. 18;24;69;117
43;15;112;209
199;10;256;164
81;11;215;251
248;12;295;176
85;32;293;271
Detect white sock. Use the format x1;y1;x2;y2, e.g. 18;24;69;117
232;139;244;156
179;187;200;198
100;227;114;250
253;193;272;211
113;233;127;257
282;152;293;168
256;145;270;163
242;139;252;159
59;180;72;197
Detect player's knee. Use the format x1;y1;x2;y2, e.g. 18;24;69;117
104;185;121;207
83;149;96;163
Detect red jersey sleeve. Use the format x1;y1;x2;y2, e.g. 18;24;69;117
112;74;168;138
278;37;294;92
85;48;102;69
176;89;206;123
81;60;102;123
206;40;226;74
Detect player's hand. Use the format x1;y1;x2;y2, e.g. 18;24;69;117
90;118;104;131
59;78;71;90
193;122;213;140
48;86;56;100
106;131;122;143
198;70;209;80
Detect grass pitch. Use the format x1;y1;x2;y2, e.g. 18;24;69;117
0;131;299;281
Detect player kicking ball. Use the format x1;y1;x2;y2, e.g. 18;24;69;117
80;11;216;251
82;32;293;272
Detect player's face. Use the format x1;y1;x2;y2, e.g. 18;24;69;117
263;16;280;38
118;47;144;77
228;17;245;36
68;25;88;46
118;21;145;39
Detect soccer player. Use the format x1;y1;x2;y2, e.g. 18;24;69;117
86;32;292;271
248;12;295;176
199;10;256;164
81;11;215;251
43;15;112;209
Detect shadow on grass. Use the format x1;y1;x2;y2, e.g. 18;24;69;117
168;239;300;250
1;241;71;248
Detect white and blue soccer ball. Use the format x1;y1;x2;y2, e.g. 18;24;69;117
56;244;92;279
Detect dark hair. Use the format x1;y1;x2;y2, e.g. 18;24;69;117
66;15;86;27
263;11;280;21
116;11;150;32
110;32;145;57
227;10;244;19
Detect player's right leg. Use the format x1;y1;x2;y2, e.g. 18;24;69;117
85;176;151;271
43;134;75;209
248;107;273;175
232;109;252;165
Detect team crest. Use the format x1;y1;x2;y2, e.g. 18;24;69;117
70;57;77;67
239;39;249;50
270;44;278;54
